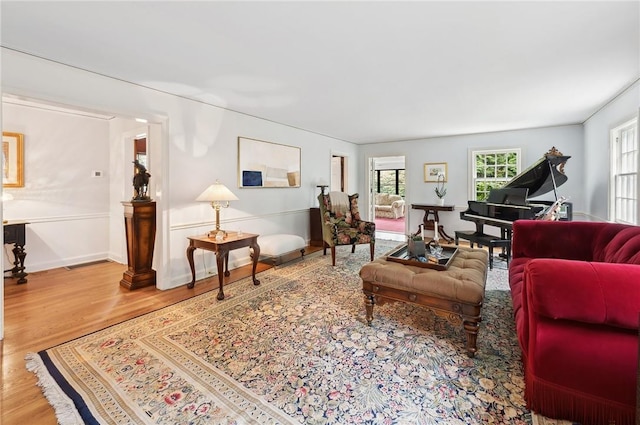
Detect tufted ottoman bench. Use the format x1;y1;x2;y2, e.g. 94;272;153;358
254;234;306;267
359;247;489;357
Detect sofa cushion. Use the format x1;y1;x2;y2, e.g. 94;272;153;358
508;257;529;347
599;226;640;264
387;194;403;203
375;193;390;205
526;258;640;329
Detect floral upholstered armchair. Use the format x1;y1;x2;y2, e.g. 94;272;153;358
318;192;375;266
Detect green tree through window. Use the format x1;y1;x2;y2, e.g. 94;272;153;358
376;169;405;197
472;149;520;201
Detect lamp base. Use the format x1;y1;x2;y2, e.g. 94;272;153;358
207;229;240;240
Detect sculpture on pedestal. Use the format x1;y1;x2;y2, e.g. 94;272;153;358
132;160;151;201
121;160;156;289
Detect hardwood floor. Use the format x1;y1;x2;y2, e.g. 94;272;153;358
1;257;282;425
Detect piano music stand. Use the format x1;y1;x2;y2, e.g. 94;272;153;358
411;203;455;243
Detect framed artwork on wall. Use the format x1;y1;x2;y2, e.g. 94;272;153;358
424;162;447;183
3;132;24;188
237;137;301;188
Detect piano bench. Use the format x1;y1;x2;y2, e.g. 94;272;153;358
454;231;511;270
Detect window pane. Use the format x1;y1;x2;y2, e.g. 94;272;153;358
612;120;638;224
472;149;521;201
379;170;395;194
377;169;405;196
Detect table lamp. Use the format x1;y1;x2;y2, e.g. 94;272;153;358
196;180;238;234
316;178;329;195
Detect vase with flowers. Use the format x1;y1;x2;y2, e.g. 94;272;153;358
435;173;447;205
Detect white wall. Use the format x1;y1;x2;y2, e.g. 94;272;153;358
167;109;359;286
359;125;585;236
583;81;640;221
2;102;112;271
1;48;358;292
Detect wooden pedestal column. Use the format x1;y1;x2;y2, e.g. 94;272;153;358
120;201;156;289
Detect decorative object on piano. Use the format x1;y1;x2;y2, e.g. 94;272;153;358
434;173;447;205
131;160;151;201
536;196;568;221
424;162;447;183
196;180;239;237
2;132;24;188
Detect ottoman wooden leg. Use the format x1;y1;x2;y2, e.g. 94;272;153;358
463;319;479;358
365;294;375;325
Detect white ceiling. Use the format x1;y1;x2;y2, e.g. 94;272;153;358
1;1;638;144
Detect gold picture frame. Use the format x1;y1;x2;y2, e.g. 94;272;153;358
424;162;447;183
3;132;24;188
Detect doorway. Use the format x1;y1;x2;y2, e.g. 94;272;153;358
370;156;406;241
331;155;347;193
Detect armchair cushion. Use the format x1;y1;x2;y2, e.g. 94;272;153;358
320;193;374;245
318;192;375;265
374;193;405;219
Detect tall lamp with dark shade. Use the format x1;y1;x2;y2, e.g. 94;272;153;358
196;180;238;234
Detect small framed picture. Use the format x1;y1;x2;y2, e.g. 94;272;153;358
3;132;24;188
424;162;447;182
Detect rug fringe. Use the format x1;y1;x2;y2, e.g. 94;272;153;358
25;352;84;425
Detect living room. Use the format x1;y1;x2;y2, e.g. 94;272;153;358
1;2;639;424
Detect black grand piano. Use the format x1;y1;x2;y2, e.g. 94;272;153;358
460;147;572;240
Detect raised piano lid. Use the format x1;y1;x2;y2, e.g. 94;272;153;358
504;147;570;199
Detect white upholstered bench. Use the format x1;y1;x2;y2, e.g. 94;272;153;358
254;234;306;266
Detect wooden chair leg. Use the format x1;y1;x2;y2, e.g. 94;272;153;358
330;246;336;266
370;242;375;261
351;245;356;253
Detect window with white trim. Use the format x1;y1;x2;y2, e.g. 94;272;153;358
610;118;638;224
470;148;521;201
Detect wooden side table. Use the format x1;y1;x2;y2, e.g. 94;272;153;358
186;232;261;300
3;221;29;284
411;203;455;243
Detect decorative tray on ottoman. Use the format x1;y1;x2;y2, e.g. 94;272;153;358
386;244;458;271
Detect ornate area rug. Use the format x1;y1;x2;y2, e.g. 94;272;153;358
26;241;571;424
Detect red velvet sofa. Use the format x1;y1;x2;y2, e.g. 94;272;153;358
509;220;640;425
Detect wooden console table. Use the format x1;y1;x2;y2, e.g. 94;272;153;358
3;221;29;284
411;203;455;243
187;232;261;300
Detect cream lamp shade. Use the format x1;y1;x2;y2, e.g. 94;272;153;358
196;180;238;231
